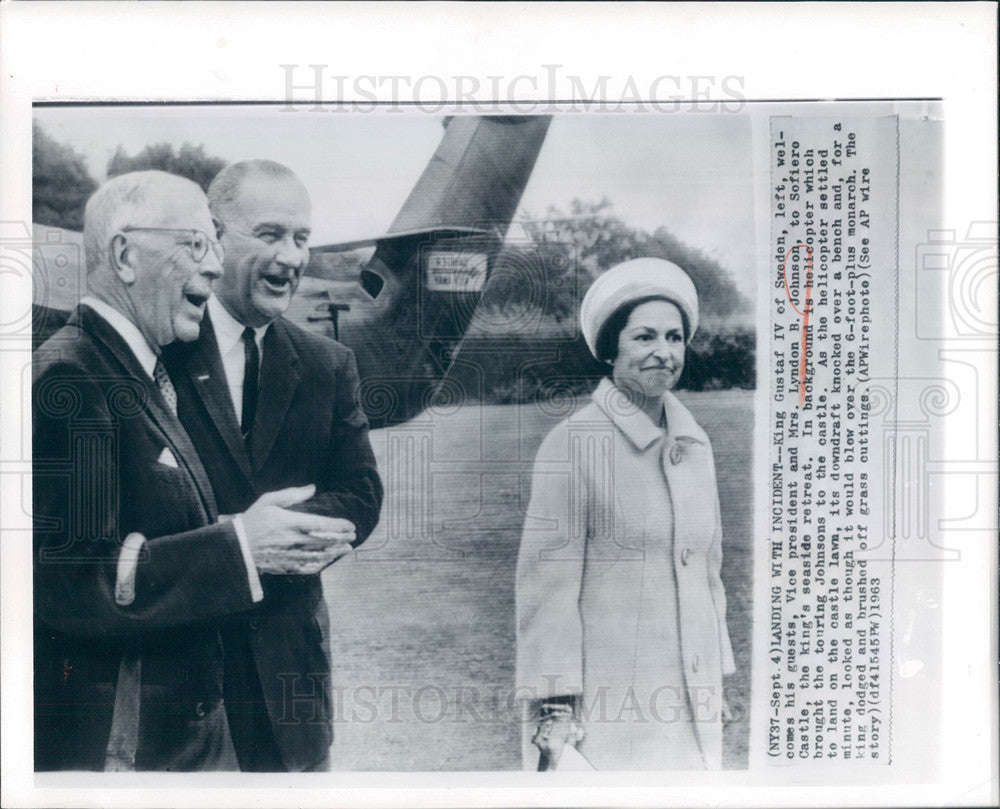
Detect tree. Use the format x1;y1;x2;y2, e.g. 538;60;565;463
107;142;226;192
521;198;750;324
33;123;98;231
451;199;755;400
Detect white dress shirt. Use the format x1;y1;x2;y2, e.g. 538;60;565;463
207;294;269;426
79;296;263;604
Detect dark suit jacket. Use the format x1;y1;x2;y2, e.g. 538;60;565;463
33;305;259;771
163;313;383;771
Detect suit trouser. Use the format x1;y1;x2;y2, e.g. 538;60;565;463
223;627;332;772
223;629;288;771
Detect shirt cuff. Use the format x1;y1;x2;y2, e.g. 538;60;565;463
115;532;146;606
232;515;264;603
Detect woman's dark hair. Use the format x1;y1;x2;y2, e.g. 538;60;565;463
594;295;690;366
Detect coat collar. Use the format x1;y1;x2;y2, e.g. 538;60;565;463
72;304;218;517
182;312;255;482
250;318;301;473
78;295;158;378
169;313;302;478
590;377;708;452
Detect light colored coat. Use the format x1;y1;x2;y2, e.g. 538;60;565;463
516;378;735;770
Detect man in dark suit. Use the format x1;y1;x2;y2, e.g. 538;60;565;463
163;160;383;772
33;170;355;771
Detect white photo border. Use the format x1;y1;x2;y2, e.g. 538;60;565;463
1;3;996;807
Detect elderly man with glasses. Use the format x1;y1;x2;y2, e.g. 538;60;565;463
32;170;353;771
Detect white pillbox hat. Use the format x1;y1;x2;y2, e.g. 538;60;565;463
580;258;700;358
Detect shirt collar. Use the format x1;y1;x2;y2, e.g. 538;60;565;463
591;377;708;451
80;295;158;379
207;294;269;354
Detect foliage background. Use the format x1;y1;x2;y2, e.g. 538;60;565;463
32;124;755;394
449;198;756;401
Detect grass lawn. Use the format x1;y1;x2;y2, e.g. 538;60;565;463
323;389;754;770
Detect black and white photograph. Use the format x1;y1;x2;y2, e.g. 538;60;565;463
1;3;996;808
28;105;755;773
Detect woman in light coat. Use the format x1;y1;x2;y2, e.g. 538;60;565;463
516;258;735;771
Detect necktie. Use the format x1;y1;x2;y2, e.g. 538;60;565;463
153;359;177;416
241;327;259;445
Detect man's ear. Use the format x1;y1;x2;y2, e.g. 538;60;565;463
109;234;137;285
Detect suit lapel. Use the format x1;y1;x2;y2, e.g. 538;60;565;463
251;319;300;473
185;315;255;483
75;305;219;519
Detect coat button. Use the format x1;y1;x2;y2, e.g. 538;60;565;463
680;547;692;566
249;619;258;630
669;443;684;465
194;702;207;718
692;653;701;673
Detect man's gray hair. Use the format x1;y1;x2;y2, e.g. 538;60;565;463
83;170;202;275
207;159;299;218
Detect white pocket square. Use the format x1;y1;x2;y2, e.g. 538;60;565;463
157;447;179;468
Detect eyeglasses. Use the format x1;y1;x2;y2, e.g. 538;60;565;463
119;227;225;264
